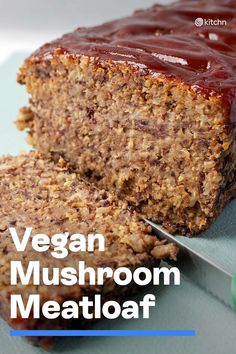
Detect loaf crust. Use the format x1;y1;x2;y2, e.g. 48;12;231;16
17;0;236;234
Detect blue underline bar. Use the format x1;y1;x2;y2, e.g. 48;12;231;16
10;329;196;337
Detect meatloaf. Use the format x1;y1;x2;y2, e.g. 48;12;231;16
16;0;236;235
0;152;177;348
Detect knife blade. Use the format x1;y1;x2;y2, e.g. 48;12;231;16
145;219;236;311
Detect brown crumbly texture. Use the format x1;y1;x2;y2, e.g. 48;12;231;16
16;0;236;235
0;152;177;348
17;58;236;235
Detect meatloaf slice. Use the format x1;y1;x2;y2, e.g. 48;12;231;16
16;0;236;234
0;152;177;348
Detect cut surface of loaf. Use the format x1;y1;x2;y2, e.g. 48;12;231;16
16;0;236;234
0;152;177;348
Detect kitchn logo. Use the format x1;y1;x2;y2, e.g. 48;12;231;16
195;17;227;27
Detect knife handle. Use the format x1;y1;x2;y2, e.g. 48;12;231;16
232;274;236;311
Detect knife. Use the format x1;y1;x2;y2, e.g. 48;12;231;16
145;219;236;311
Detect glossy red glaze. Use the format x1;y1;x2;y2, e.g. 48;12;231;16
29;0;236;123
